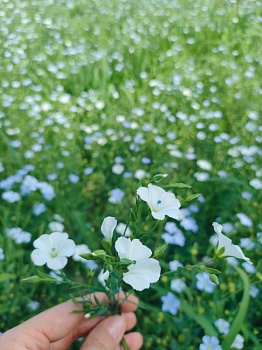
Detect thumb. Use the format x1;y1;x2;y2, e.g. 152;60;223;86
81;315;126;350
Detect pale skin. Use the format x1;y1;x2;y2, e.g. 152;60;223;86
0;292;143;350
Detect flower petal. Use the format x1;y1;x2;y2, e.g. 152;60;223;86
213;222;223;235
115;237;132;259
123;258;161;291
33;234;52;252
31;249;48;266
136;186;149;202
49;232;69;250
129;239;152;261
46;256;67;270
59;239;76;257
101;216;117;241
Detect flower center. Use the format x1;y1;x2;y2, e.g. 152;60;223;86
132;260;137;264
50;247;58;258
157;200;162;205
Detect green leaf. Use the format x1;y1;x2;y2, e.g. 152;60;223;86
202;267;221;275
221;266;250;349
153;243;168;259
0;273;16;283
152;173;168;182
184;193;202;201
181;300;218;336
163;183;192;189
22;275;42;283
208;274;219;285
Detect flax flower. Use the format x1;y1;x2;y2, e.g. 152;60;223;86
137;184;181;220
115;237;161;291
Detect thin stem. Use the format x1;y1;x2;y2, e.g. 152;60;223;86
120;337;130;350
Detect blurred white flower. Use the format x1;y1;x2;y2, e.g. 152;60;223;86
98;269;109;287
32;203;46;216
213;222;252;264
108;188;125;204
236;213;253;227
115;237;161;291
1;190;21;203
215;318;230;334
134;169;148;180
0;248;5;261
72;244;98;270
48;221;65;232
230;334;244;349
200;335;222;350
249;285;259;298
6;227;32;244
27;300;40;311
196;272;216;293
137;184;181;220
112;164;124;175
242;261;255;273
249;178;262;190
170;278;186;293
169;260;183;271
116;222;132;237
37;182;55;201
68;174;79;183
101;216;117;241
161;292;180;315
31;232;76;270
197;159;212;171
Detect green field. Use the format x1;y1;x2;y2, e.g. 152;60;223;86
0;0;261;349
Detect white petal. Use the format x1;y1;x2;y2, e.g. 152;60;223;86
101;216;117;241
136;187;149;202
31;249;48;266
217;232;232;251
59;239;76;257
123;258;161;291
151;210;166;220
33;234;52;252
115;237;132;259
49;232;69;250
213;222;223;234
148;184;166;207
129;239;152;261
161;208;182;220
46;256;67;270
123;272;150;291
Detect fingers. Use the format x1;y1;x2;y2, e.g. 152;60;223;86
122;332;143;350
80;314;143;350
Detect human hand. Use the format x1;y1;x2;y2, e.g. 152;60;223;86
0;292;143;350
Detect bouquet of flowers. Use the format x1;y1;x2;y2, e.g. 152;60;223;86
24;174;252;349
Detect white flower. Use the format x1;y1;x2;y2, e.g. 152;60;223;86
48;221;65;232
116;223;132;237
137;184;181;220
230;334;244;349
212;222;252;264
98;269;109;287
73;244;91;262
215;318;230;334
115;237;161;291
101;216;117;241
31;232;76;270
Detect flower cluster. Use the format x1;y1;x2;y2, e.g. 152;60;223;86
28;178;253;349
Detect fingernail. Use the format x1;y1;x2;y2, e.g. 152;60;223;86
105;315;125;341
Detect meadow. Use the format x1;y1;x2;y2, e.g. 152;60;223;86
0;0;261;348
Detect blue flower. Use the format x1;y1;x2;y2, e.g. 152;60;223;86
161;292;180;315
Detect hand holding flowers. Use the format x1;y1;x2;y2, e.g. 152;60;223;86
27;175;253;349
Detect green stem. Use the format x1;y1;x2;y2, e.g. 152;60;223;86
120;337;130;350
221;266;250;349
